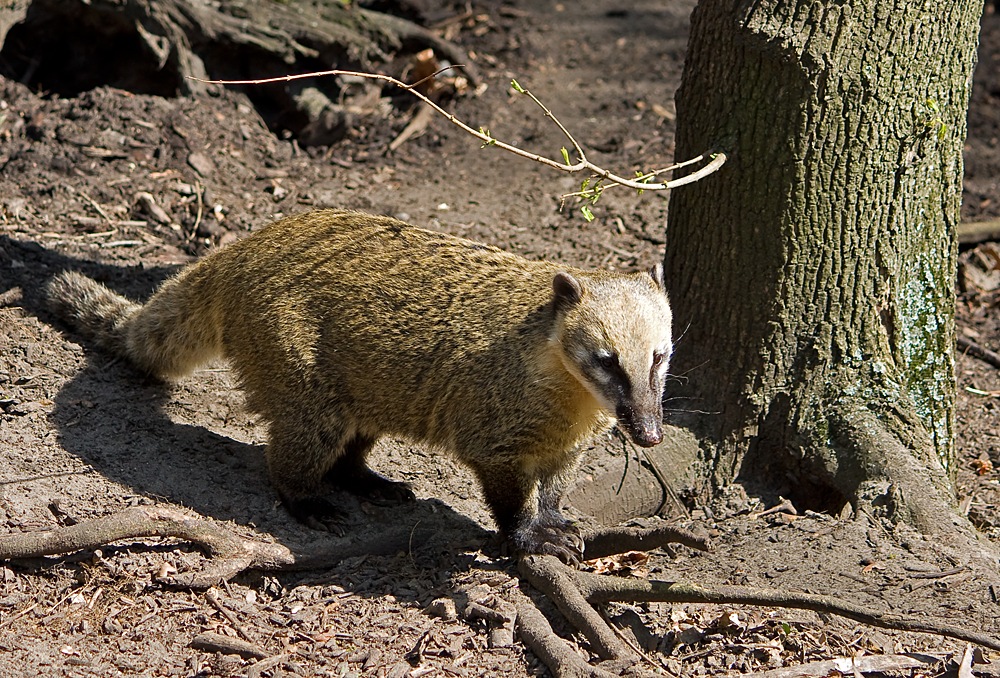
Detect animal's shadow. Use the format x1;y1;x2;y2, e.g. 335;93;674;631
2;235;491;568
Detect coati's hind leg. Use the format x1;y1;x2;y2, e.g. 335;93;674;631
265;417;416;532
323;433;416;505
472;458;584;565
264;420;347;532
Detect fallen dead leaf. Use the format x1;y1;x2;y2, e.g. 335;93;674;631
586;550;650;576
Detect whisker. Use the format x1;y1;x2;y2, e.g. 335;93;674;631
672;320;694;347
663;407;720;416
665;356;712;381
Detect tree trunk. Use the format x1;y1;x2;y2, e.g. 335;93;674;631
666;0;982;537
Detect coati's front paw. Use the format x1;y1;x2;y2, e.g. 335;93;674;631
511;520;585;566
285;496;348;536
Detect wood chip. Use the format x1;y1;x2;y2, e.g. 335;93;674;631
187;152;214;177
190;631;266;659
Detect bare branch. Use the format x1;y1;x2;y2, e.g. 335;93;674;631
6;506;994;678
188;70;726;193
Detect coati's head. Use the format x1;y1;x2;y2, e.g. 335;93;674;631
551;265;673;447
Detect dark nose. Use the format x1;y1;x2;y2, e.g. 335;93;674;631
629;419;663;447
617;400;664;448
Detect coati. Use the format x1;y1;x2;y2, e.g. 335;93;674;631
46;209;673;563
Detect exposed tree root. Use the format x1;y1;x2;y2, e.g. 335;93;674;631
511;589;623;678
822;403;1000;582
583;523;708;560
519;553;1000;671
3;506;998;677
0;505;427;588
0;505;703;587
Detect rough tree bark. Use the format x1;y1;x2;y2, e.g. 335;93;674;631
666;0;983;539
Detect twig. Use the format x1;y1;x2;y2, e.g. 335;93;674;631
190;179;204;242
599;606;668;673
907;566;966;579
742;653;945;678
0;601;40;630
636;441;689;518
247;654;295;678
63;184;117;228
388;101;435;152
71;216;147;229
753;496;798;518
959;644;974;678
188;70;726;193
0;587;87;631
957;335;1000;369
206;588;253;641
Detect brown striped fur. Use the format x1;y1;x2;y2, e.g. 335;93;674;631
46;209;673;562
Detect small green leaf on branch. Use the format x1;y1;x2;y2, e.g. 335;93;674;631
635;170;652;196
478;127;497;148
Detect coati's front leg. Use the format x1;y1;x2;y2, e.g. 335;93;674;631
475;460;584;565
537;475;584;547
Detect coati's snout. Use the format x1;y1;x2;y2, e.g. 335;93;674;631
599;347;666;448
616;400;664;447
552;266;673;448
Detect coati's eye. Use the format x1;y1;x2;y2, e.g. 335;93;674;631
594;351;618;371
652;351;665;369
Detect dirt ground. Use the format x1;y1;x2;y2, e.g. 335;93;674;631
2;1;1000;676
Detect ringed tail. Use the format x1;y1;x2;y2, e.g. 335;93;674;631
45;269;223;379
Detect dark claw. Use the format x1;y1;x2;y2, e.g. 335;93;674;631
511;519;585;566
536;540;582;567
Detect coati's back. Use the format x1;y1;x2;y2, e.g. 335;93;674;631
206;210;606;448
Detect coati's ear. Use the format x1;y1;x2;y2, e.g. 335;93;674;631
648;263;666;293
552;272;583;309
